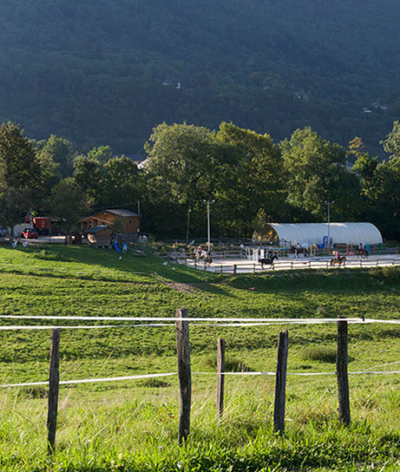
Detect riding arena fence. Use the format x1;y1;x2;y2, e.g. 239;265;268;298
178;255;400;274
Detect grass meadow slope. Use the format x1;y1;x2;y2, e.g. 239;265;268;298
0;245;400;471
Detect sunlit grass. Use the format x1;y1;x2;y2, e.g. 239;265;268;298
0;244;399;470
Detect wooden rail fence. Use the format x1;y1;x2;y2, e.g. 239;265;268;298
34;310;356;453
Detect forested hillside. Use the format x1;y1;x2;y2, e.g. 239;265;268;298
1;0;400;155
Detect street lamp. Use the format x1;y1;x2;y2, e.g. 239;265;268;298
186;205;191;244
324;200;335;251
203;199;215;252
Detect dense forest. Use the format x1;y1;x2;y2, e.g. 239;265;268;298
1;0;400;156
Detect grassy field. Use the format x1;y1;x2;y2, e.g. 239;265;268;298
0;244;400;471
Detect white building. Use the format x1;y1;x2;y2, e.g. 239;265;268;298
260;222;383;247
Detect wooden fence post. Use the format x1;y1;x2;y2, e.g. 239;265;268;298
273;330;289;434
176;308;191;445
47;328;60;455
216;338;225;419
337;317;350;425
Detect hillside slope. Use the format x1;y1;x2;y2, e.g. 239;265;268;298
1;0;399;154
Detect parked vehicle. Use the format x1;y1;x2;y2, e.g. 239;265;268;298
33;216;51;234
0;227;7;237
21;228;39;239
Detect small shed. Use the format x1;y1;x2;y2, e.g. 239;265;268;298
85;226;117;248
256;223;383;247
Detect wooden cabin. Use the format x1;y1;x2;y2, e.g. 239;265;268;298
79;209;141;234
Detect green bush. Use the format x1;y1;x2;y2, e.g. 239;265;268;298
300;346;337;363
204;354;253;372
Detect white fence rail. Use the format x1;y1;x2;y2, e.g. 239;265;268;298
182;256;400;274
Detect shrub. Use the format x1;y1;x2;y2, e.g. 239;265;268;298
140;378;171;388
300;346;337;363
204;355;253;372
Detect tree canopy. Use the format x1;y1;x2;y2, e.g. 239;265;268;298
0;123;43;231
281;128;362;221
1;119;400;241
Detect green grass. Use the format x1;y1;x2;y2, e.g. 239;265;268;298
0;244;399;470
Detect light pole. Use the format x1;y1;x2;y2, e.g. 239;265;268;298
324;200;335;252
203;200;215;252
186;205;191;244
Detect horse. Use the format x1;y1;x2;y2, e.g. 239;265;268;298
291;246;308;258
356;248;369;258
330;256;347;267
196;249;212;266
204;253;213;267
259;254;278;268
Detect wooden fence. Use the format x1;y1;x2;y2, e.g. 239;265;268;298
173;310;351;439
28;310;356;453
6;311;400;454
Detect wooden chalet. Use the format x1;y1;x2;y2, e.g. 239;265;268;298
79;209;141;234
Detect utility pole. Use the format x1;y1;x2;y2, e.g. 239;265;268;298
324;200;335;252
186;205;191;244
203;200;215;252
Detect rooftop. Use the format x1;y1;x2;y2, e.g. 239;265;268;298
105;209;140;217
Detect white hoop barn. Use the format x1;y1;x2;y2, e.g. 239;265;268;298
260;223;383;247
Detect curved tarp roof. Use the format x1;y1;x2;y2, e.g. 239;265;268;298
268;223;383;246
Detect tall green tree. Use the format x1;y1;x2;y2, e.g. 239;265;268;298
363;122;400;238
73;156;102;208
36;148;60;194
382;121;400;158
37;135;77;179
143;123;218;236
0;122;43;234
281;127;362;222
366;156;400;239
349;137;378;189
101;155;139;207
48;178;90;231
349;137;378;211
87;145;113;164
215;123;286;235
144;123;216;204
